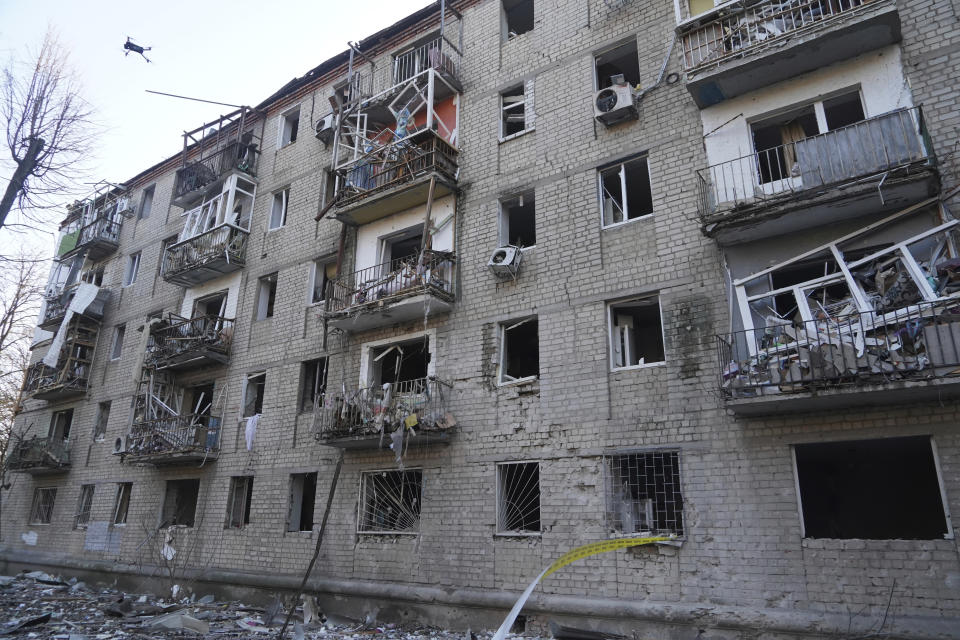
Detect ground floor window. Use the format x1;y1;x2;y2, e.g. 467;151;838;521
358;470;422;534
604;451;683;536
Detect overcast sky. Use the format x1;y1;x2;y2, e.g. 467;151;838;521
0;0;431;254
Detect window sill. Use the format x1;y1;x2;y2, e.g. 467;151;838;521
357;531;419;537
277;141;297;151
499;127;535;144
498;375;538;387
601;213;654;230
611;361;666;372
266;226;286;233
495;531;541;538
29;523;51;527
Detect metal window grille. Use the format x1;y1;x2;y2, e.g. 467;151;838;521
603;451;684;536
497;461;541;534
358;470;422;533
30;488;57;524
225;476;253;529
74;485;95;529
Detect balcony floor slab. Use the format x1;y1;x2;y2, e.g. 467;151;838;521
120;450;219;466
334;172;456;226
327;293;453;333
318;431;451;450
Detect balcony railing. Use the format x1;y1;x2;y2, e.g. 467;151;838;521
326;251;455;316
393;36;461;86
23;359;89;399
125;415;221;462
40;284;109;330
681;0;872;71
718;299;960;399
162;223;249;286
173;141;259;204
6;436;70;473
145;315;234;370
697;107;932;219
315;377;454;444
61;215;122;260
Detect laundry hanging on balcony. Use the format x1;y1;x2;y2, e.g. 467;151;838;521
43;283;100;368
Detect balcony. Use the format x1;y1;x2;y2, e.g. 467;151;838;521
39;284;110;331
392;36;461;89
325;251;455;332
145;314;234;371
122;415;221;465
333;129;458;226
697;107;937;244
717;300;960;415
314;377;455;449
172;141;259;209
61;216;122;260
23;358;89;401
162;224;249;287
679;0;901;107
6;436;70;475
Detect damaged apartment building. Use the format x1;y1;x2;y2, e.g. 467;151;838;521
3;0;960;637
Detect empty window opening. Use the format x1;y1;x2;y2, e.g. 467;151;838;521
139;185;155;219
81;265;104;286
605;451;684;536
225;476;254;529
123;252;141;286
382;226;423;267
499;192;536;247
288;472;317;532
162;479;200;527
112;482;132;525
30;488;56;524
193;291;227;318
110;324;125;360
269;188;289;230
372;338;430;386
794;436;949;540
311;260;336;304
300;358;328;412
599;156;653;227
609;297;665;368
279;106;300;146
500;317;539;383
502;0;534;40
595;40;641;89
256;273;278;320
497;461;541;534
823;92;866;131
243;372;266;418
500;85;527;139
93;401;111;441
49;409;73;441
183;383;215;430
74;484;95;529
358;470;423;533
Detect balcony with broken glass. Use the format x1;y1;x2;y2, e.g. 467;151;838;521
58;186;131;261
716;204;960;414
23;319;97;401
678;0;901;107
697;106;937;244
122;415;221;465
6;436;70;475
145;314;234;371
39;282;110;332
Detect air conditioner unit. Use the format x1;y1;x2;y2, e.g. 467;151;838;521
315;112;336;145
488;246;523;278
594;84;639;126
115;196;134;218
113;436;127;455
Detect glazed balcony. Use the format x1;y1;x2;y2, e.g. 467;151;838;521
325;251;455;332
333;129;458;226
718;300;960;415
172;140;260;209
679;0;901;107
122;415;221;465
6;436;70;475
39;284;110;331
698;107;937;244
314;377;454;449
145;315;234;371
23;360;89;401
162;224;249;287
61;216;122;261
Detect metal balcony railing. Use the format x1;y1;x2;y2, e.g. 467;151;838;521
315;377;452;440
325;251;455;315
697;107;931;219
6;436;70;471
41;286;73;326
162;224;249;282
718;299;960;398
393;36;461;86
173;140;259;202
335;129;458;209
145;315;234;369
70;216;121;254
680;0;872;70
126;415;221;458
23;359;89;397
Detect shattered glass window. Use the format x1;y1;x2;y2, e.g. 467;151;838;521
358;470;422;533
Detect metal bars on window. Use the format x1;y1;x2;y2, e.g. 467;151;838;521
358;470;422;534
603;451;684;536
75;485;95;529
30;488;57;524
497;461;541;534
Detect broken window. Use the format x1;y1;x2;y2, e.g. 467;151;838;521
74;484;95;529
269;188;288;230
110;324;125;360
499;317;538;383
300;358;328;412
595;40;641;90
288;472;317;532
112;482;132;525
502;0;534;40
794;436;949;539
123;252;141;287
49;409;73;442
358;470;423;534
93;401;111;441
139;185;155;219
500;85;528;139
81;265;104;286
193;291;227;319
225;476;254;529
499;191;536;247
310;260;336;304
609;297;665;368
279;106;300;146
605;451;683;536
161;479;200;527
243;372;266;418
497;461;541;534
30;488;56;525
382;226;423;268
372;338;430;387
599;155;653;227
256;273;277;320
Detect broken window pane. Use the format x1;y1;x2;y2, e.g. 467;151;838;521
751;106;818;184
502;0;533;40
30;488;56;525
311;260;336;304
300;358;327;413
358;470;422;533
279;107;300;146
225;476;253;529
595;40;641;89
162;479;200;527
609;297;665;368
605;451;683;536
497;461;541;534
49;409;73;441
112;482;132;526
500;85;527;138
269;189;288;230
499;191;536;247
244;372;266;417
500;318;538;382
74;484;95;529
288;472;317;532
795;436;948;539
823;91;865;131
256;273;277;320
93;401;111;441
373;338;430;386
110;324;125;360
599;156;652;227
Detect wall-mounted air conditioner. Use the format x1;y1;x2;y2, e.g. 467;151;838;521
115;197;134;218
113;436;127;455
315;112;336;145
594;84;639;127
488;246;523;278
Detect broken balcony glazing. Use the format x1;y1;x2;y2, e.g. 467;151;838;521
145;314;235;371
23;319;97;401
123;414;221;465
39;284;109;331
6;436;70;475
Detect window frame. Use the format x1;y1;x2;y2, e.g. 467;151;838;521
603;450;685;537
499;84;529;142
112;482;132;526
498;316;539;386
123;252;141;287
278;105;301;148
225;475;254;529
309;259;336;305
29;487;57;525
593;39;642;91
255;273;278;321
299;358;328;413
74;484;95;529
288;472;318;533
93;401;111;441
597;154;654;229
243;371;266;418
498;190;536;249
138;184;155;219
269;188;289;231
501;0;534;41
357;468;424;535
110;323;126;361
607;296;666;371
496;460;542;536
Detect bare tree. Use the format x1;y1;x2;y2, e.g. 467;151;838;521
1;30;95;231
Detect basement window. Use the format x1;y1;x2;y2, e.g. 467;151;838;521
599;155;653;227
502;0;534;40
299;358;328;413
288;472;317;532
93;401;110;441
256;273;277;320
269;188;288;230
499;317;538;384
29;488;57;525
794;436;950;540
112;482;132;525
225;476;254;529
499;191;536;248
608;297;665;369
497;461;541;534
595;40;641;90
74;484;95;529
243;372;266;418
279;106;300;147
605;451;684;536
358;469;423;534
500;85;528;140
161;479;200;528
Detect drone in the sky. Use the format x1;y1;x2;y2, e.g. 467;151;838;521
123;37;152;63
